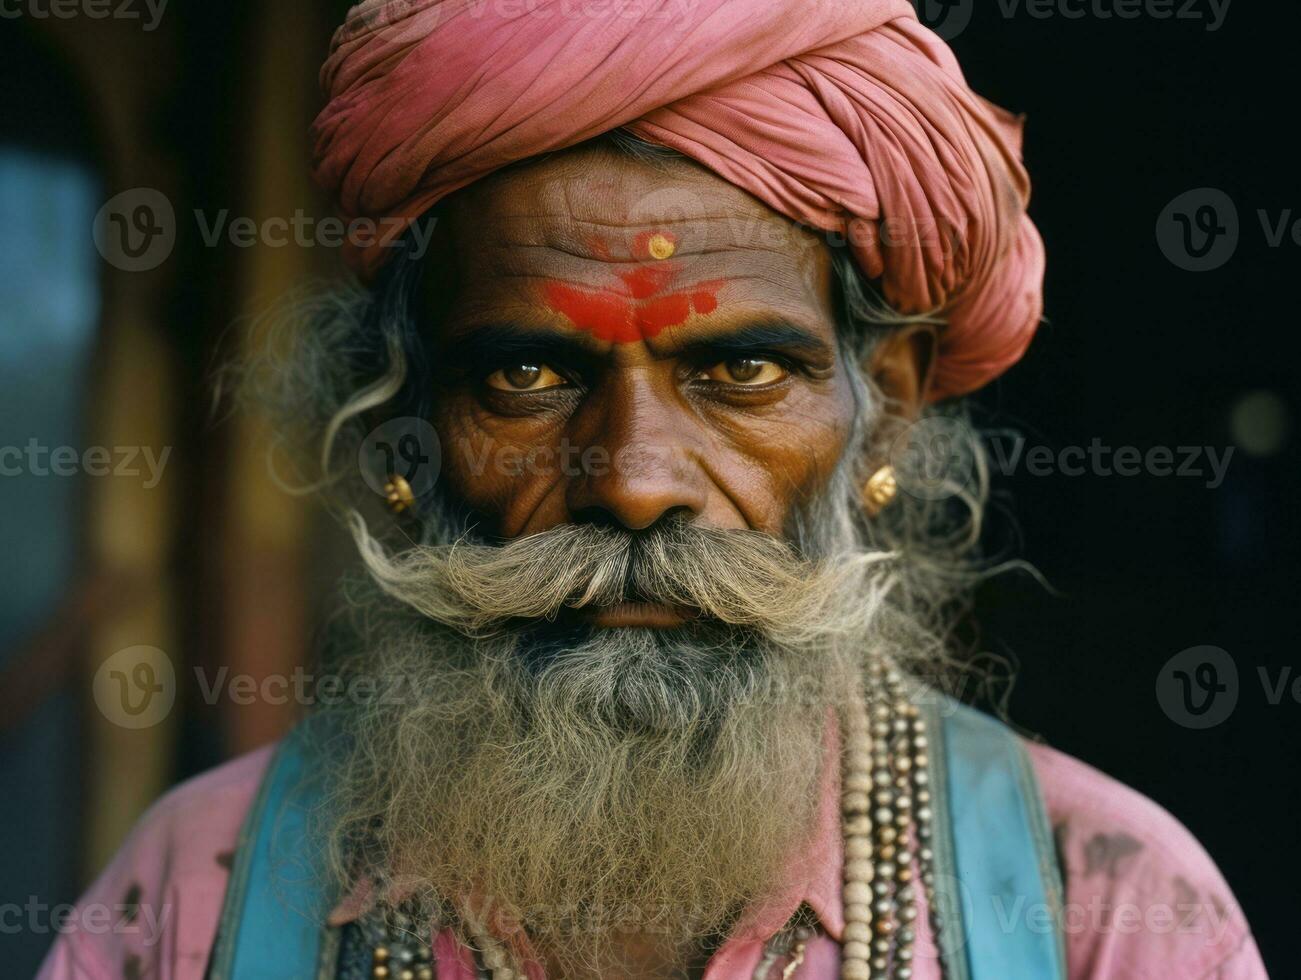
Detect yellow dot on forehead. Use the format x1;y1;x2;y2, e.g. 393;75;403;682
647;233;676;260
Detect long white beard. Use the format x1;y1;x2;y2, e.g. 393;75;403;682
317;471;899;975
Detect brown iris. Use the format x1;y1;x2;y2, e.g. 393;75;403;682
487;363;567;391
702;357;787;386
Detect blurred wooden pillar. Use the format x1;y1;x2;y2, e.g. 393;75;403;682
218;0;333;753
36;16;186;874
30;0;337;881
84;321;180;870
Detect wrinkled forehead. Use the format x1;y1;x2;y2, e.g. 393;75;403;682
440;144;831;285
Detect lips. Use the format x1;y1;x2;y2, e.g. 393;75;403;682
581;601;697;628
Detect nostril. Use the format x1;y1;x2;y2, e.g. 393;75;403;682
570;505;628;531
563;433;709;530
653;505;697;530
572;503;696;534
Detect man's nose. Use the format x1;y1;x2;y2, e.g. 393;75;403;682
564;384;709;531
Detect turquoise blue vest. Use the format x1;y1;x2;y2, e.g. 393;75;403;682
206;701;1067;979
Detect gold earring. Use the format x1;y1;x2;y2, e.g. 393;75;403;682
863;465;898;517
384;474;417;515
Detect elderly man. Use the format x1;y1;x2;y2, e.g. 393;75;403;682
40;1;1266;978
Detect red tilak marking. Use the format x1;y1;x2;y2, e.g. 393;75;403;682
631;229;678;260
618;264;675;299
692;291;719;317
543;267;723;343
544;231;716;342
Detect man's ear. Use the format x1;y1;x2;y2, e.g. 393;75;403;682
865;323;938;421
858;324;937;516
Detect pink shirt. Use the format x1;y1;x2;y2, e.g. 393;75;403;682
36;734;1267;979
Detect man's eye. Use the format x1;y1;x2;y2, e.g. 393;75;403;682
701;357;788;386
485;363;567;391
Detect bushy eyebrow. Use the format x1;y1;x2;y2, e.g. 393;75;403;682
439;319;836;371
439;324;600;372
687;323;834;361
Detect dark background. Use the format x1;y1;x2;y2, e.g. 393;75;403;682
951;2;1300;975
1;1;1297;976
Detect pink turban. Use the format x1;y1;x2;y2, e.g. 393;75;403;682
313;0;1045;399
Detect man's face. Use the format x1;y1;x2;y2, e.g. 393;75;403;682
426;143;860;615
332;147;912;961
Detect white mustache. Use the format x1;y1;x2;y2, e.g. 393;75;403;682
350;514;897;644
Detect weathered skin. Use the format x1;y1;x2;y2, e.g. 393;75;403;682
421;143;934;972
425;144;931;569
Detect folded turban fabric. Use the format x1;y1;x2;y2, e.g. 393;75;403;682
313;0;1045;399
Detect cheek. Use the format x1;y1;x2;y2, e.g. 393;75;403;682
432;370;859;537
433;393;573;532
695;375;858;533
